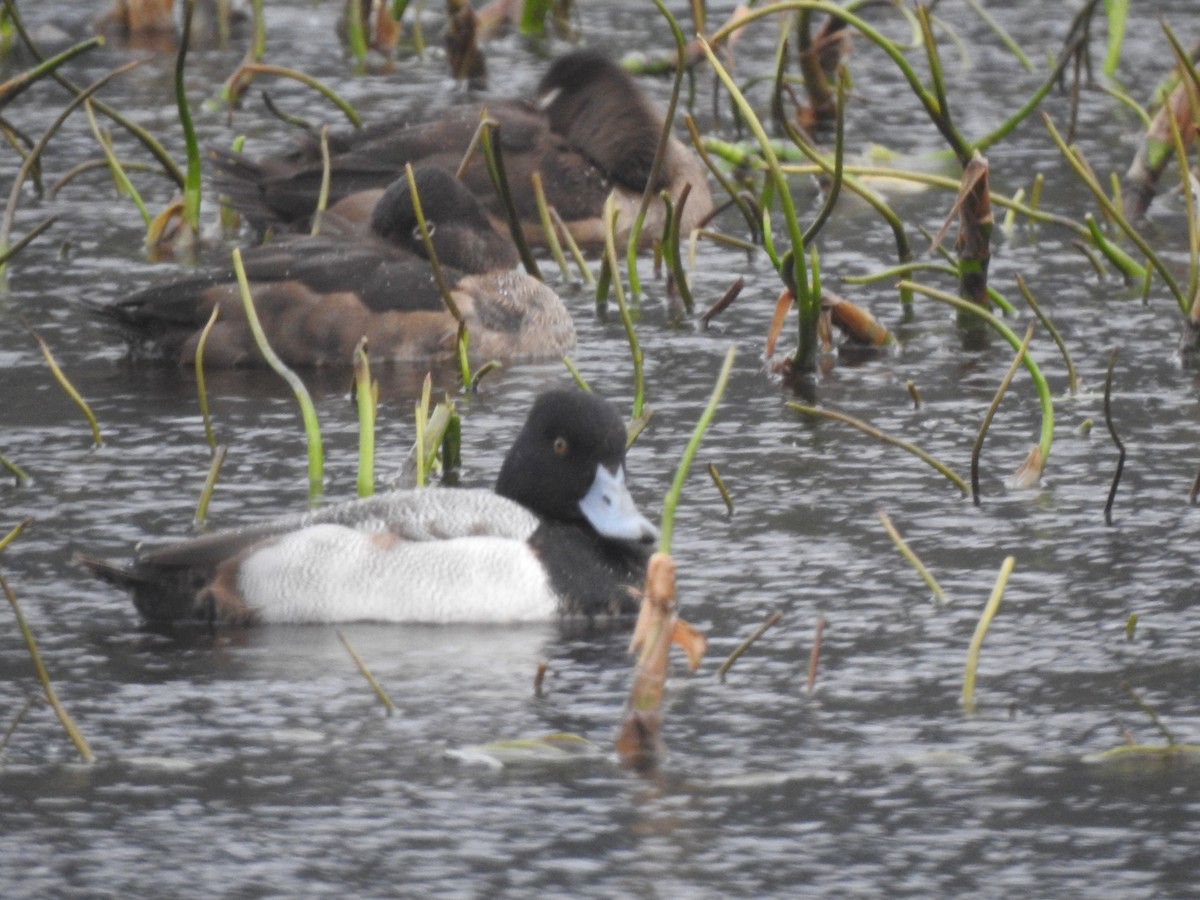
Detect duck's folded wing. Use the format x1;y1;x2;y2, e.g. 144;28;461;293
134;489;540;570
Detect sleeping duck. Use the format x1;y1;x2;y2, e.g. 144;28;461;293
213;50;713;248
80;389;657;625
97;166;575;367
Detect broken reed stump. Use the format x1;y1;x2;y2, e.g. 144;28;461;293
615;552;706;771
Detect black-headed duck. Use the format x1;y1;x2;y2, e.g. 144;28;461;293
98;167;574;367
213;50;713;249
81;390;657;625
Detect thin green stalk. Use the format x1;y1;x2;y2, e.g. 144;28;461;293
26;324;101;446
175;0;201;237
195;304;220;450
1016;274;1076;394
797;70;846;246
684;114;759;241
227;63;362;128
659;344;736;555
0;519;31;553
707;463;734;514
561;355;591;391
231;248;324;498
550;206;595;286
625;0;689;295
530;171;571;281
961;0;1033;71
788;402;968;495
700;38;815;372
0;35;102;107
962;555;1015;714
878;509;947;605
1163;85;1199;307
900;280;1054;471
194;444;227;526
1;572;93;763
414;373;430;488
311;125;332;235
344;0;368;61
337;629;397;716
353;338;377;498
660;189;694;314
84;100;150;226
0;452;30;485
1042;112;1184;310
478;115;540;279
604;195;645;419
0;214;56;268
971;322;1035;505
404;163;468;367
717;611;781;682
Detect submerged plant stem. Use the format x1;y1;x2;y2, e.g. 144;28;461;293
971;322;1035;504
1103;349;1124;526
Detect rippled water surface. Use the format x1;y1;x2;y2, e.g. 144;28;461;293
3;2;1200;897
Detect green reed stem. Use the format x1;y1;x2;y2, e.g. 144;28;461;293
231;248;324;498
0;35;102;106
0;453;30;485
624;0;689;295
228;63;362;128
0;518;31;553
337;629;397;716
549;206;595;286
1016;275;1076;394
0;214;56;268
530;171;571;281
717;611;781;682
478;116;541;279
84;100;149;226
194;305;220;450
176;0;201;237
878;508;947;604
414;373;430;487
353;338;377;498
707;463;734;513
1042;112;1184;310
311;126;332;235
700;38;815;372
789;402;968;495
194;444;227;526
962;555;1014;714
561;356;591;391
659;344;736;555
1;572;93;763
971;322;1035;505
26;324;101;446
900;280;1054;470
604;195;645;419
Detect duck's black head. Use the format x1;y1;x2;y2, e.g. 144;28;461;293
536;50;664;194
370;166;518;273
496;390;657;544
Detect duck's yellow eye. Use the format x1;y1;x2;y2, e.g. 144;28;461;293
553;437;569;455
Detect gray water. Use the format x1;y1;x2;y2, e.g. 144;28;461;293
3;2;1199;897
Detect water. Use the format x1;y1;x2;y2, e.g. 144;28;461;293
3;2;1200;896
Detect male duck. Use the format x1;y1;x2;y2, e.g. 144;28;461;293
81;389;658;625
213;50;713;248
97;166;575;367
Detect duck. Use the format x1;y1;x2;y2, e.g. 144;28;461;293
79;389;658;625
212;50;713;249
95;166;575;368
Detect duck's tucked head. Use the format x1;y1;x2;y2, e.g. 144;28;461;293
369;165;519;273
496;390;658;544
536;50;664;195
